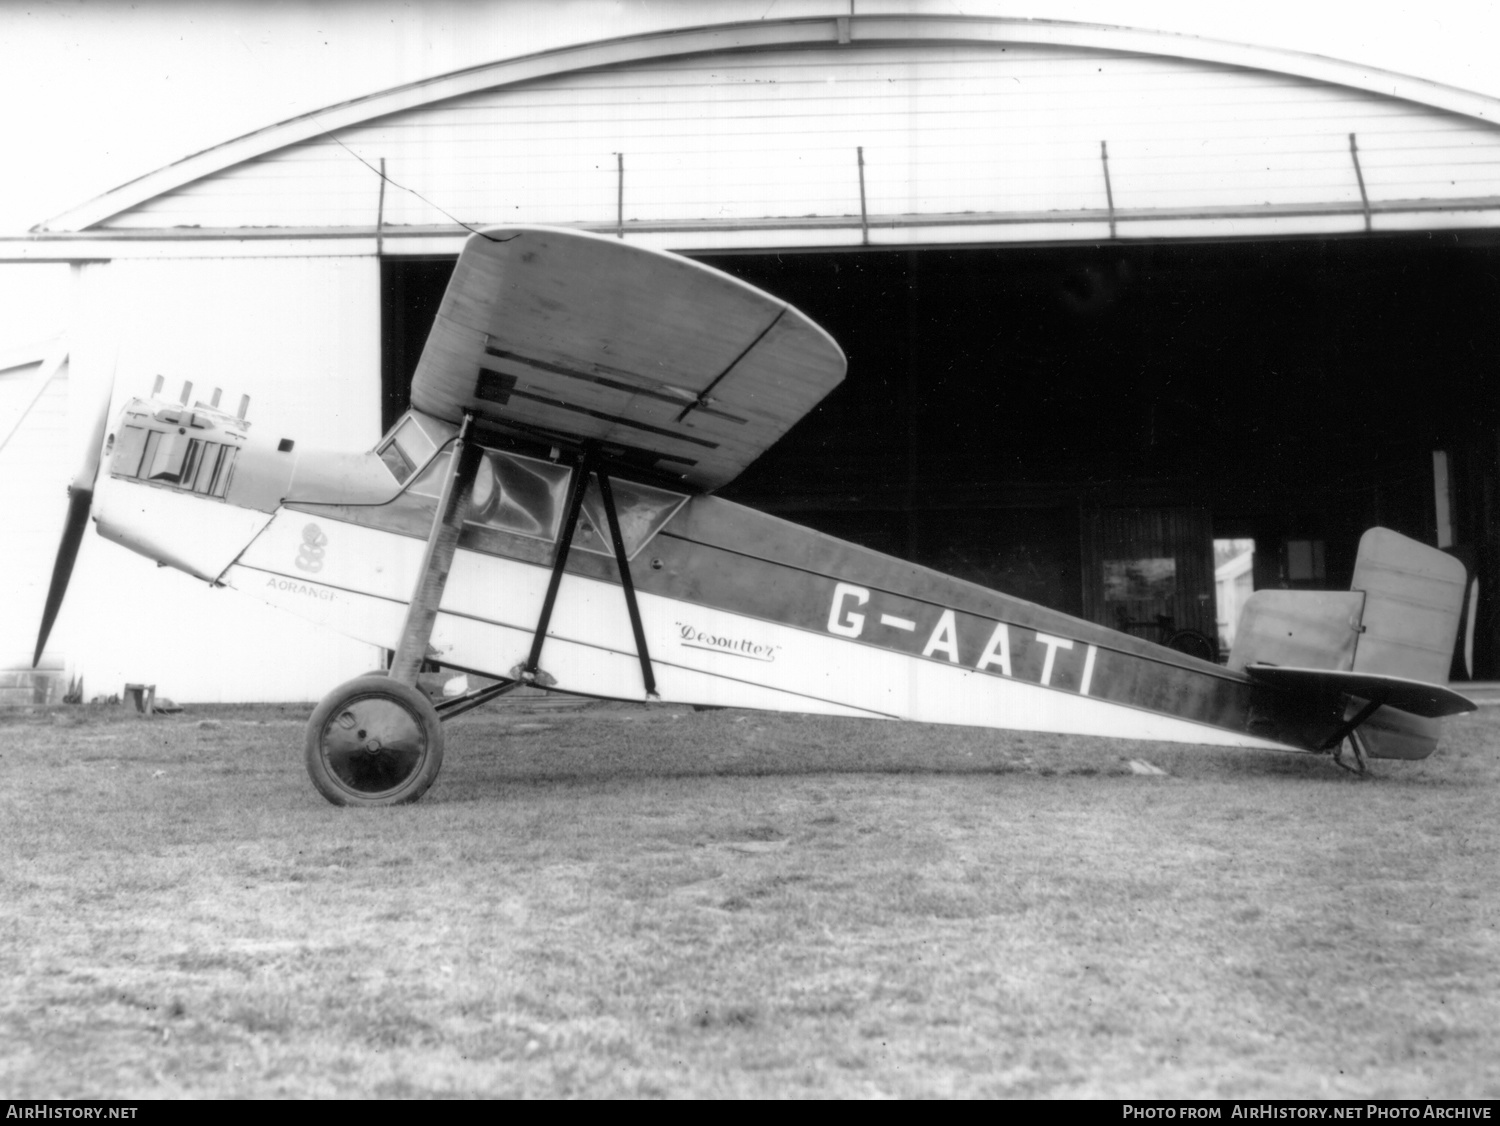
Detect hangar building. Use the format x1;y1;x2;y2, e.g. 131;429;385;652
5;8;1500;701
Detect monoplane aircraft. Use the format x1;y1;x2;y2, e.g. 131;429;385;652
35;226;1476;804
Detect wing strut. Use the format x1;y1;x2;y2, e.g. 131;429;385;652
389;422;659;702
514;448;658;698
598;470;658;698
390;414;485;685
514;449;591;688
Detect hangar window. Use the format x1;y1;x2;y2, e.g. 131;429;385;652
1285;539;1327;584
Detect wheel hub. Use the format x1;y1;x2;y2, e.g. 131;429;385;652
320;695;427;795
304;674;446;807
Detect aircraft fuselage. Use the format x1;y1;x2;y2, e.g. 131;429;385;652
90;396;1349;755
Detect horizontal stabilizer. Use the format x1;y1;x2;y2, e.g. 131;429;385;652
1244;664;1476;718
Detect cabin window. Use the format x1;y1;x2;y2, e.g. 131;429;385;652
466;451;572;542
401;446;574;544
574;476;687;560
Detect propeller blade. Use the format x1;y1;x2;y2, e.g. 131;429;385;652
33;485;93;667
32;366;115;668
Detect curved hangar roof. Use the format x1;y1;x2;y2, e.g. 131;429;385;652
38;14;1500;250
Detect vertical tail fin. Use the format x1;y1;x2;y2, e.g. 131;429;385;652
1229;528;1468;760
1348;527;1466;683
1347;528;1467;761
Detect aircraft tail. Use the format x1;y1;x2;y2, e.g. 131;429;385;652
1229;528;1470;760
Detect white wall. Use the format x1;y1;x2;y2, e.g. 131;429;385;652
6;2;1500;237
0;354;70;675
39;256;386;702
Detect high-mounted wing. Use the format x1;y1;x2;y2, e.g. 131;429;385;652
409;227;847;492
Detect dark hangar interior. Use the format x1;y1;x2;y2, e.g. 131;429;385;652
382;233;1500;677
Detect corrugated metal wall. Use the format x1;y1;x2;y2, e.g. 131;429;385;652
106;43;1500;236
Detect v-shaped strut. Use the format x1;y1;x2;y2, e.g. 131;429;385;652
514;447;657;698
390;427;658;706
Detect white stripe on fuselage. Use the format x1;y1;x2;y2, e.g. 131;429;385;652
228;510;1294;750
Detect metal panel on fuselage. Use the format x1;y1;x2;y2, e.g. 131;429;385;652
229;487;1324;753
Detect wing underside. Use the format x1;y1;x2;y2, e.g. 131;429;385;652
409;227;847;492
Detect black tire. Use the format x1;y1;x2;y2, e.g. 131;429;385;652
304;674;444;806
1166;628;1218;664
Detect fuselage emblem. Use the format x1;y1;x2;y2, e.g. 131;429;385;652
295;524;328;573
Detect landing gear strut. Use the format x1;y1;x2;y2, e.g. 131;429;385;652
302;418;659;805
305;413;482;806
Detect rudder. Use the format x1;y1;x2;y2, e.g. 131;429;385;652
1348;528;1466;761
1228;528;1468;760
1349;527;1466;683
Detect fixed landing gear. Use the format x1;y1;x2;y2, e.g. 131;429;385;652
300;418;659;806
304;675;445;806
1331;732;1371;776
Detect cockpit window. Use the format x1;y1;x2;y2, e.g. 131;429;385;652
394;436;684;555
378;440;415;483
376;414;450;485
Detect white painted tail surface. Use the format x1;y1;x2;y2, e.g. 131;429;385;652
1226;590;1364;673
1349;527;1467;685
1226;529;1467;760
1229;528;1466;685
1347;529;1468;760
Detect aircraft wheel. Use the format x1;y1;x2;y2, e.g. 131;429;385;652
304;675;444;806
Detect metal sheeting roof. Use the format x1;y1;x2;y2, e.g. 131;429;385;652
24;15;1500;252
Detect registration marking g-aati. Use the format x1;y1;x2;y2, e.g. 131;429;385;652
827;582;1100;696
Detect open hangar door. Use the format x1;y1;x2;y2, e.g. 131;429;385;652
381;233;1500;678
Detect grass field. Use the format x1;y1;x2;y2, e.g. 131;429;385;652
1;696;1497;1099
